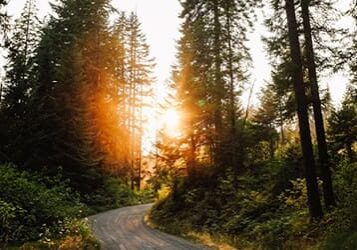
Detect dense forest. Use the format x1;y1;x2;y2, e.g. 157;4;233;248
0;0;356;249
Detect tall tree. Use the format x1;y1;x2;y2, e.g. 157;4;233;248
284;0;323;219
3;0;40;118
176;0;254;176
125;12;154;190
0;0;9;47
253;84;280;159
300;0;335;208
328;85;357;163
21;0;132;193
0;0;41;164
350;0;357;85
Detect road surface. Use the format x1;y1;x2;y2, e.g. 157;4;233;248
89;204;208;250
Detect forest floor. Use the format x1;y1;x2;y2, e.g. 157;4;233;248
89;204;208;250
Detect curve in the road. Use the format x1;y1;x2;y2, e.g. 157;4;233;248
89;204;208;250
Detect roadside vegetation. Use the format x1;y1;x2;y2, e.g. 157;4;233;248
149;0;356;249
150;159;356;249
0;163;153;249
0;0;154;248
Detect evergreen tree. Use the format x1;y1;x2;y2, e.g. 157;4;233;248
175;0;255;176
0;0;9;47
264;1;298;138
3;0;40;118
328;85;357;163
0;0;41;164
284;0;323;219
350;1;357;85
300;0;335;208
25;0;130;192
125;12;155;190
253;84;280;159
266;0;341;210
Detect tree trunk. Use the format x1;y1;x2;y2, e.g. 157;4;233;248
284;0;323;219
301;0;336;208
225;3;238;175
212;0;223;148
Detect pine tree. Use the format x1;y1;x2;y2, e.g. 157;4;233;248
174;11;213;175
300;0;335;208
175;0;255;177
284;0;323;219
3;0;40;118
0;0;41;164
328;85;357;163
25;0;131;192
264;1;297;144
125;12;154;190
350;1;357;86
0;0;9;47
253;84;280;159
266;0;341;211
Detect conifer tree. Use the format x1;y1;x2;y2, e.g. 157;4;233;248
328;85;357;163
284;0;323;219
4;0;40;118
125;12;154;190
300;0;335;208
253;84;280;159
266;0;341;210
0;0;41;164
0;0;9;47
27;0;130;192
176;0;255;176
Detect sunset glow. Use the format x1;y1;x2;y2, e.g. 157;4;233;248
161;109;181;137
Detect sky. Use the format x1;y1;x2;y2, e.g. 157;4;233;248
0;0;354;151
2;0;353;105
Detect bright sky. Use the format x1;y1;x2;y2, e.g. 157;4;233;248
3;0;353;103
1;0;354;152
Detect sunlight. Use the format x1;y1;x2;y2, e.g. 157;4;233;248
161;109;181;137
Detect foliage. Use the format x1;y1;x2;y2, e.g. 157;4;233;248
18;218;100;250
0;0;9;46
151;159;357;249
0;163;85;243
84;177;154;212
328;85;357;162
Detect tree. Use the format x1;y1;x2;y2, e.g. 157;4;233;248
253;84;280;159
19;0;132;193
328;85;357;163
284;0;323;219
175;0;255;177
0;0;9;47
350;1;357;86
3;0;41;118
264;2;299;144
300;0;335;208
0;0;41;164
125;12;155;190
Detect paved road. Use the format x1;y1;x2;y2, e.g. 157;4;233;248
89;204;208;250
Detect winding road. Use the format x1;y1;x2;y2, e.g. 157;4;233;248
89;204;208;250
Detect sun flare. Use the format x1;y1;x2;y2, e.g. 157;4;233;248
161;109;181;137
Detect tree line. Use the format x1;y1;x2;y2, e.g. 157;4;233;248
151;0;356;248
153;0;356;221
0;0;154;195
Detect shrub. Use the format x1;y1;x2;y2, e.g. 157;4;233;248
0;163;84;243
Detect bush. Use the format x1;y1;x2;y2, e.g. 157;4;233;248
84;177;156;213
150;160;357;249
0;163;85;243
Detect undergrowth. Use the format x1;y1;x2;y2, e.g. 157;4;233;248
150;160;357;249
